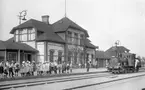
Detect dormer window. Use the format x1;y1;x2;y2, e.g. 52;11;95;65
68;31;72;37
15;28;35;42
28;28;35;40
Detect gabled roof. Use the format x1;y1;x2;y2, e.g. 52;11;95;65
106;46;130;52
10;19;65;43
96;51;111;59
0;38;38;52
10;17;93;44
36;26;65;43
85;39;98;49
0;40;6;50
52;17;89;37
105;46;130;57
10;19;48;34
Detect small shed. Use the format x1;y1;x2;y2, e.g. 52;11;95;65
96;51;110;68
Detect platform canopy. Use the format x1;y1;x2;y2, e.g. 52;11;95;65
0;39;38;53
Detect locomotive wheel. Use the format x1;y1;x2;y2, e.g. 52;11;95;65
112;70;115;74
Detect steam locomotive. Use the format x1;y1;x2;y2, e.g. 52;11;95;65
107;52;141;74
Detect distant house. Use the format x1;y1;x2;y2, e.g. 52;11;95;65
1;15;98;67
105;46;136;67
105;46;130;58
95;50;110;68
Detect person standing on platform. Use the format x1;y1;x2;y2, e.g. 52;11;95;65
9;61;14;77
0;61;4;78
86;60;91;72
14;62;20;77
66;63;70;73
53;60;58;74
4;61;9;78
62;61;66;73
69;61;73;73
45;61;50;74
57;61;62;74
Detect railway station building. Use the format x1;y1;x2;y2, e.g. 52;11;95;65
1;15;98;67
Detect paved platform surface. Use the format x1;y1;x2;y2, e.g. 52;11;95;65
1;68;145;90
70;68;107;73
0;68;107;86
9;70;145;90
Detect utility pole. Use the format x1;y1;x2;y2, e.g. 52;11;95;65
65;0;67;17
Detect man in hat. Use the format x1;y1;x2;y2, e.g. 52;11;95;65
53;60;58;74
9;61;14;77
14;62;20;77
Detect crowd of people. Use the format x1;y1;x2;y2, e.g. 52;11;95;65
0;60;73;79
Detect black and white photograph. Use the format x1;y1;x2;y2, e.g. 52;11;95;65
0;0;145;90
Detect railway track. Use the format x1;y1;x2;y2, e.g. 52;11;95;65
1;70;145;90
64;72;145;90
0;72;112;90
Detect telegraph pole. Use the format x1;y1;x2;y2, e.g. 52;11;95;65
65;0;67;17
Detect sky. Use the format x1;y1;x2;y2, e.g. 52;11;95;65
0;0;145;57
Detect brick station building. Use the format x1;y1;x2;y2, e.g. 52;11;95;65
1;16;98;67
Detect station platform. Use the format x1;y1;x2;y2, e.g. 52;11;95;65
0;68;107;85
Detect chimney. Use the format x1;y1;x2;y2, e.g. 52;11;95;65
42;15;49;24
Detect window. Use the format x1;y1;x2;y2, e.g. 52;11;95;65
79;53;84;64
74;52;77;64
19;30;23;41
74;33;78;45
67;31;72;43
58;51;62;64
49;49;54;62
15;35;19;42
28;28;35;40
86;53;89;62
8;52;17;62
15;28;35;42
91;54;94;61
80;34;84;39
68;51;72;63
15;30;19;34
15;30;19;42
80;34;84;45
68;31;72;37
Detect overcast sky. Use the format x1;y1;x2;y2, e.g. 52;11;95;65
0;0;145;57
